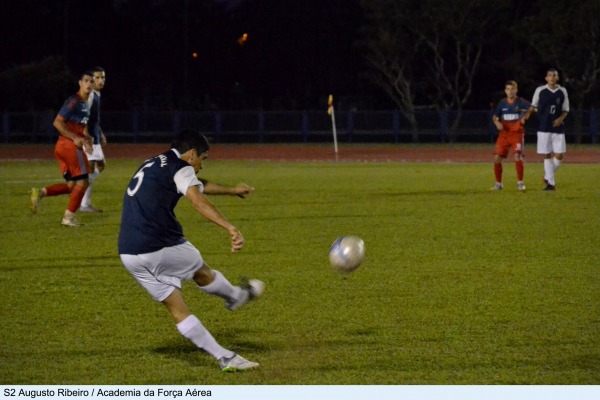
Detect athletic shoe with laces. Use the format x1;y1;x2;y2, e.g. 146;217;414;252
219;354;259;372
543;184;556;191
517;182;526;191
29;188;42;214
490;183;503;190
61;216;84;227
226;278;265;311
79;205;103;213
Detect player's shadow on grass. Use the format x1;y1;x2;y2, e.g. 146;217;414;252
1;255;120;271
371;190;485;197
153;329;272;366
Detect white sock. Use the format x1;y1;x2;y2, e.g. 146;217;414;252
544;159;555;185
81;186;92;208
198;270;242;303
552;157;562;171
176;315;234;360
81;170;99;207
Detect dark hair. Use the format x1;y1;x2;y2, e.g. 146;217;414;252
92;66;105;73
80;70;94;80
547;68;559;75
171;129;210;154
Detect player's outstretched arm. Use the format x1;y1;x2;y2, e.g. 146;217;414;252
200;180;254;198
523;106;536;121
185;185;244;252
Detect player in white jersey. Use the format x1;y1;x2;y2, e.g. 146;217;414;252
524;68;570;190
81;66;107;212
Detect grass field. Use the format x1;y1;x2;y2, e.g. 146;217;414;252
0;156;599;385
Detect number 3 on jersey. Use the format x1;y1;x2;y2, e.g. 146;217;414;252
127;162;155;196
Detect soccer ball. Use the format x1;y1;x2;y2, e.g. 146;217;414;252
329;236;365;272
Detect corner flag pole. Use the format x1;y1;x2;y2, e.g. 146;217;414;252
328;94;338;154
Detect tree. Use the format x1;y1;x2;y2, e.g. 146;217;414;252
360;0;499;142
360;0;422;141
413;0;496;142
0;57;72;112
513;0;600;143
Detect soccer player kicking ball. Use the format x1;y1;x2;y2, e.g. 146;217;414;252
118;129;264;372
491;80;530;191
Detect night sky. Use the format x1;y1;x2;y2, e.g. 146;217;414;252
5;0;587;113
2;0;372;111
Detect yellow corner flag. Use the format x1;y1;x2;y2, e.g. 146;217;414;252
327;94;338;154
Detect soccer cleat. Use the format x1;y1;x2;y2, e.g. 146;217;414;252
219;354;259;372
29;188;42;214
517;182;526;192
226;278;265;311
543;184;556;191
490;183;503;190
61;216;84;227
79;205;103;213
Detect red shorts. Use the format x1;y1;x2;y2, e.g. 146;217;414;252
54;137;90;181
494;132;524;158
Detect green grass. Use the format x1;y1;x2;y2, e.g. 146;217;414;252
0;157;599;384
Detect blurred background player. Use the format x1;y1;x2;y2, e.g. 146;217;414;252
118;129;264;372
29;71;94;227
524;68;570;191
80;66;107;212
491;80;530;191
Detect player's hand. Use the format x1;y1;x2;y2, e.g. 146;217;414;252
83;136;93;153
229;228;244;252
100;133;107;146
552;117;564;127
234;183;255;199
73;137;84;148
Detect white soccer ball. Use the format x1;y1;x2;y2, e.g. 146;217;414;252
329;236;365;272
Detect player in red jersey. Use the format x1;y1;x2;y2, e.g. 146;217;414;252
491;80;531;191
29;71;94;226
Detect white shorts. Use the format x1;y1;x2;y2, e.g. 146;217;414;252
537;132;566;154
120;241;204;302
85;144;105;162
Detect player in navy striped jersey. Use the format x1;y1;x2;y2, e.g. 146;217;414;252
491;80;530;191
29;71;94;226
524;69;570;190
118;129;264;372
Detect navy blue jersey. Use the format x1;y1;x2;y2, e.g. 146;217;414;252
87;91;102;144
118;150;196;255
531;85;569;134
494;97;530;135
57;94;90;137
